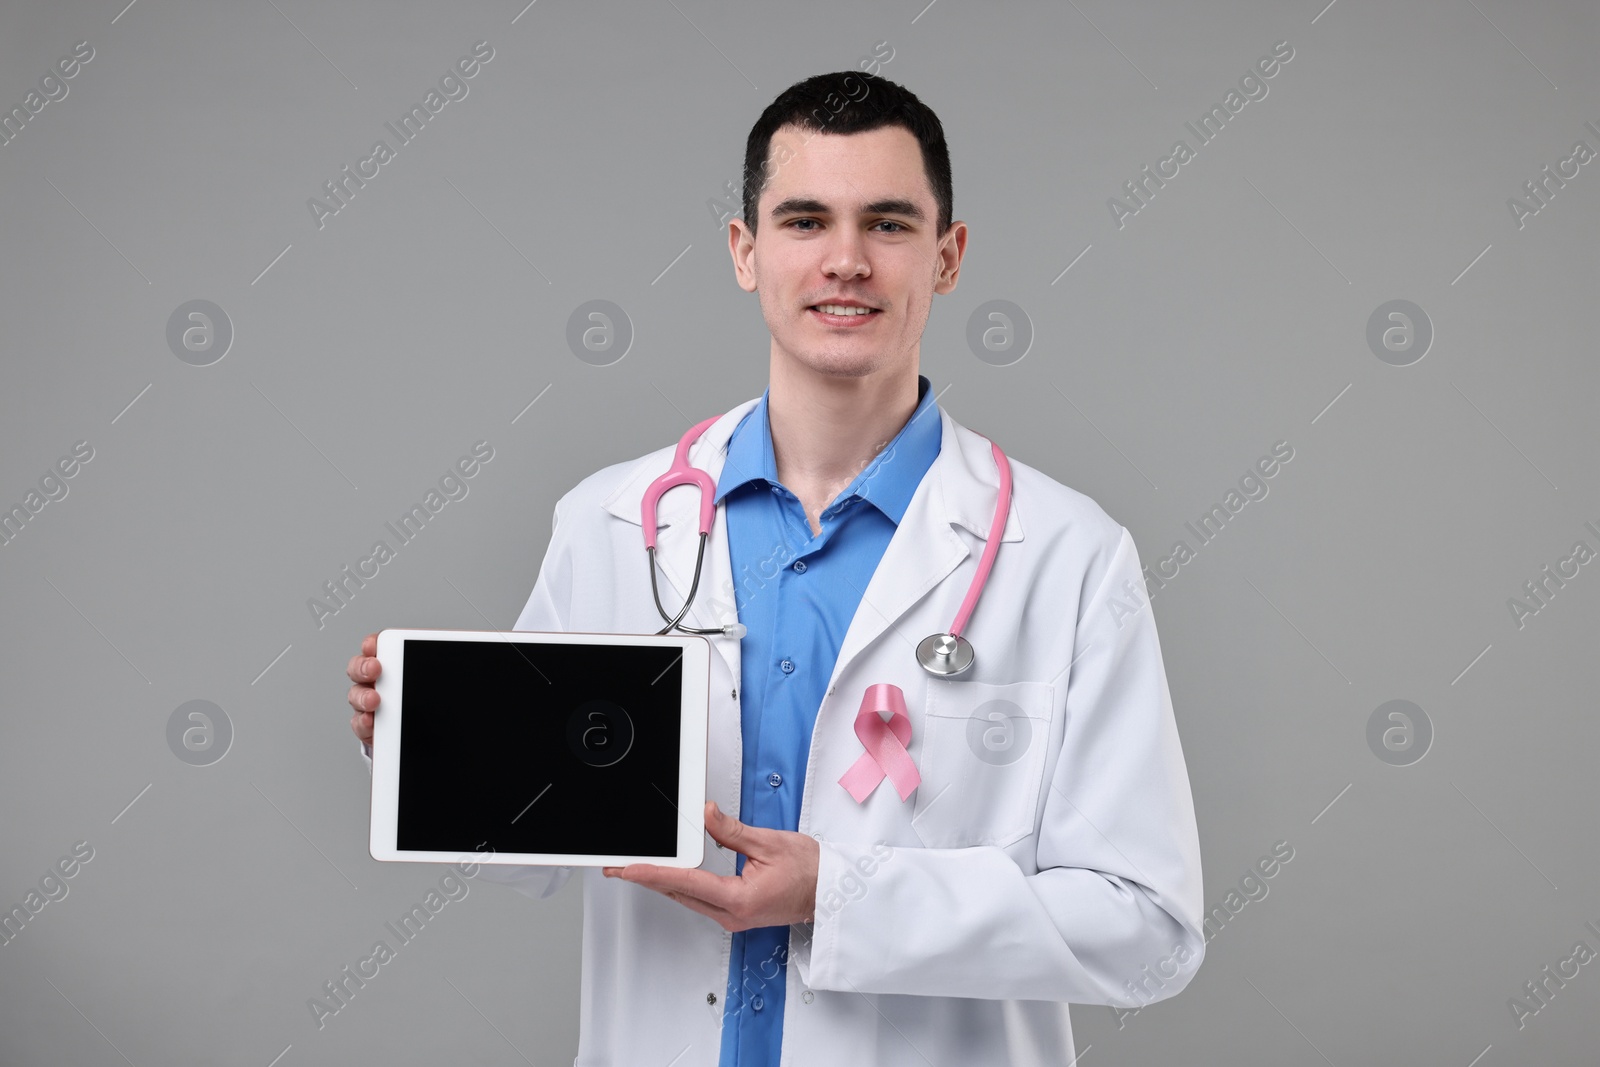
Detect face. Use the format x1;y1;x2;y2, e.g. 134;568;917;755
729;123;966;381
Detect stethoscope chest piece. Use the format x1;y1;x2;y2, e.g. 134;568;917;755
916;632;974;677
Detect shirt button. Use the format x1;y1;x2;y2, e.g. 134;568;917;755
780;658;794;674
793;559;807;573
752;995;765;1011
767;772;782;788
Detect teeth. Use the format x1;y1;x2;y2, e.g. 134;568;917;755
813;304;874;316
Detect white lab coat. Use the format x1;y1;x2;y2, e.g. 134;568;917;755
363;395;1205;1065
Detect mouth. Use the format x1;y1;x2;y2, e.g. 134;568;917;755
807;302;882;326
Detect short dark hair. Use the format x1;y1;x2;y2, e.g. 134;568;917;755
741;71;953;239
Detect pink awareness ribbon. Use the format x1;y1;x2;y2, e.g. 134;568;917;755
838;683;922;803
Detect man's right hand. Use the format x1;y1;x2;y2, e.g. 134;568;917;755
347;632;381;747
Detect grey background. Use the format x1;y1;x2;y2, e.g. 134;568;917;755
0;0;1595;1064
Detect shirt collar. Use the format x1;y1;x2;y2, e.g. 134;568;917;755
713;374;941;526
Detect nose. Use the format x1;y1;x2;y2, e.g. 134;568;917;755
821;227;870;281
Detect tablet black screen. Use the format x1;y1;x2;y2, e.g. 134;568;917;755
395;638;686;858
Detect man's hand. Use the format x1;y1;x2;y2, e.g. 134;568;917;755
603;801;819;932
347;632;381;746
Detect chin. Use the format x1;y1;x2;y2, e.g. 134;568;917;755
789;350;885;379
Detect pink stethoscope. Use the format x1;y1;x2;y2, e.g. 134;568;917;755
641;414;1013;679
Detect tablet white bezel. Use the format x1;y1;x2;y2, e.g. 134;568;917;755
369;627;710;869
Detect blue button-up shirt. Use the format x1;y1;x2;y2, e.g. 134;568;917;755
713;375;941;1066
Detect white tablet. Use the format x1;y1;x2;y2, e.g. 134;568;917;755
369;628;710;869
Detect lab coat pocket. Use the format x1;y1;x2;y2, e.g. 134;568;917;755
910;679;1055;849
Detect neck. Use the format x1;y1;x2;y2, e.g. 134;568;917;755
765;353;921;496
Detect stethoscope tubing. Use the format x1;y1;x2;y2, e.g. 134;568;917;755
642;414;1013;670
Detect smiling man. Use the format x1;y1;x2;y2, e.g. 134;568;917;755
349;71;1204;1066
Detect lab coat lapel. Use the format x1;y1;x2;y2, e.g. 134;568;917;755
598;399;759;684
823;405;1025;692
598;398;1024;690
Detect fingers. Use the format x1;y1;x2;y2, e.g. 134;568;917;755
613;864;737;914
349;635;382;746
346;652;381;685
610;867;739;928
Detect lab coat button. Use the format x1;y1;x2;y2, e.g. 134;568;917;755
767;772;783;788
707;992;717;1004
802;990;814;1004
810;831;823;841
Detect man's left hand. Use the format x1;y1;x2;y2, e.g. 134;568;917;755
603;801;819;932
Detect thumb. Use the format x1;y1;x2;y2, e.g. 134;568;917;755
704;801;750;852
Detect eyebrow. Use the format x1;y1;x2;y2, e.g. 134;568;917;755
768;197;926;223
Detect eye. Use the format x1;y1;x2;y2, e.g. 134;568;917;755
789;218;820;231
873;220;906;233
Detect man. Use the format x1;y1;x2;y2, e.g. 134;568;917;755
348;71;1204;1065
